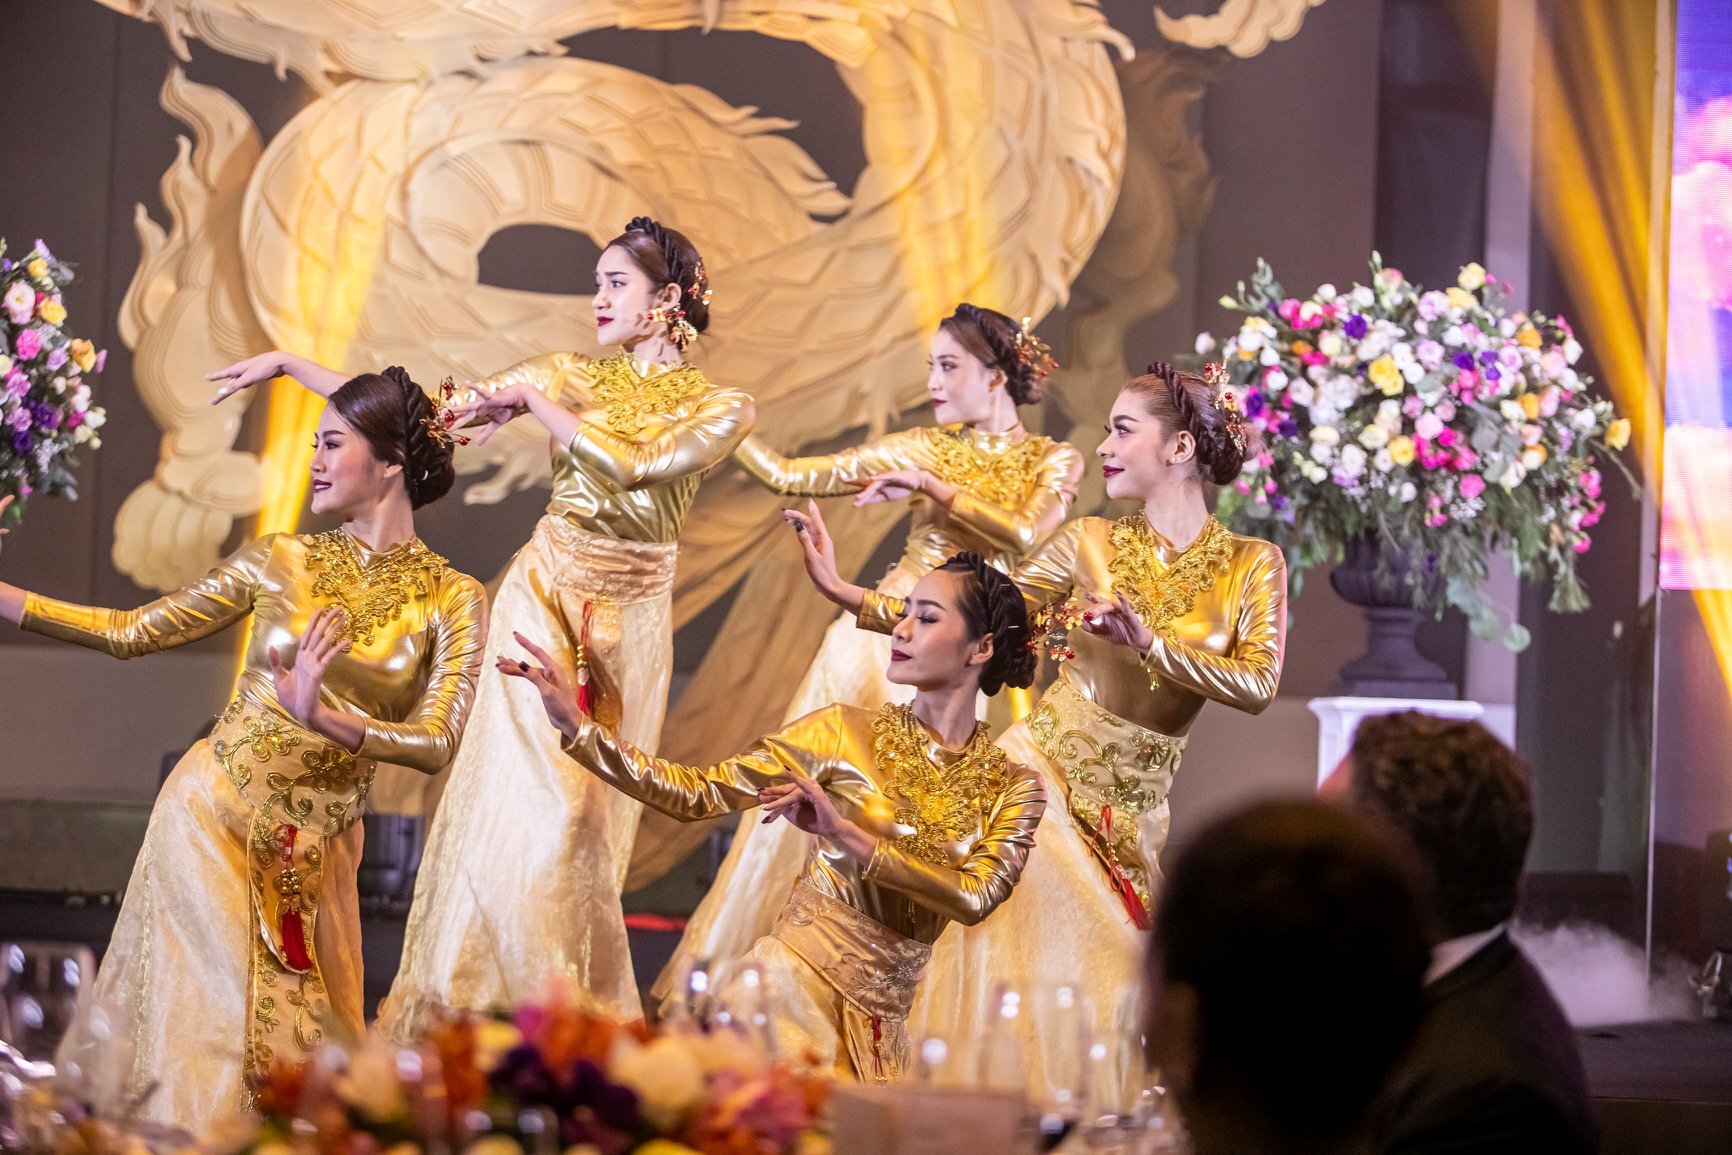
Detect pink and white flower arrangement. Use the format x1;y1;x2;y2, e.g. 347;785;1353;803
0;238;108;535
1201;256;1633;645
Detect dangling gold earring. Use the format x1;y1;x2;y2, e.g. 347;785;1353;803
649;299;698;350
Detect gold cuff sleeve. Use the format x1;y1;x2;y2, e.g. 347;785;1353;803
856;589;905;635
567;388;755;490
19;536;271;659
355;575;488;772
453;352;588;407
863;768;1046;925
1140;541;1288;714
733;430;919;497
561;707;838;821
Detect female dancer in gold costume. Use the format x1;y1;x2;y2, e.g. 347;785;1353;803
660;305;1080;1001
792;362;1287;1098
210;218;755;1030
504;553;1043;1083
0;371;485;1130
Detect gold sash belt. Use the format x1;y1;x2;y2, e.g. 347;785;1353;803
533;515;677;604
770;880;932;1084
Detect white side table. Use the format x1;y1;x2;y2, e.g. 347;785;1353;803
1309;696;1487;786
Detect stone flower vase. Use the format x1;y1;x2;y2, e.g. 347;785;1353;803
1328;534;1456;699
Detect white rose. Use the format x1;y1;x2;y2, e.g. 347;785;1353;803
1500;400;1525;422
1498;461;1528;489
1195;332;1217;355
1570;407;1597;431
1337;444;1367;477
1259;346;1279;366
1565;338;1583;364
86;409;107;430
1286;379;1314;407
1263;367;1289;393
1319;331;1345;358
74;424;93;444
1399;481;1418;502
1352;285;1375;307
72;384;90;412
1309;424;1341;445
609;1037;707;1129
1316;283;1338;301
1402;363;1425;384
1374;448;1394;473
1311;442;1337;465
1521;447;1546;471
1358;424;1390;450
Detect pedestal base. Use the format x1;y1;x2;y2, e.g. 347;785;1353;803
1309;696;1487;787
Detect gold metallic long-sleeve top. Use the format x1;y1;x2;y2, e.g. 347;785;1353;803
467;352;754;543
862;517;1287;737
735;425;1083;571
561;704;1046;938
19;533;486;772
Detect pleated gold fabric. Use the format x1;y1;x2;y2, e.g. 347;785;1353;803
25;531;484;1133
377;518;677;1034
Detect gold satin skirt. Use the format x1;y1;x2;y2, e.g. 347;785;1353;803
55;738;365;1133
904;696;1179;1106
377;517;676;1036
651;564;920;1007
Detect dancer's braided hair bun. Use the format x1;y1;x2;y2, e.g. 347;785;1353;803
937;551;1037;696
608;216;711;335
1127;361;1257;486
941;303;1046;406
329;366;456;509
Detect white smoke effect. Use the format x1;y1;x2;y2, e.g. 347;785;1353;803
1511;921;1697;1027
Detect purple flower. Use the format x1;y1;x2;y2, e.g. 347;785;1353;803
1277;418;1299;439
45;347;68;372
31;403;59;432
8;408;31;432
5;370;27;398
1244;390;1267;418
0;259;11;272
1452;351;1476;371
1343;314;1369;340
93;348;107;373
1485;366;1502;381
1477;349;1498;366
10;430;31;455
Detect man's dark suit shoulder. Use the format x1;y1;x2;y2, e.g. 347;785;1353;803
1369;932;1598;1155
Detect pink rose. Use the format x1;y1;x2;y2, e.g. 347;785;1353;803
1460;474;1487;500
1582;469;1603;499
1415;412;1445;441
1403;394;1425;419
1278;298;1302;323
1437;428;1458;448
14;328;41;361
1573;538;1592;554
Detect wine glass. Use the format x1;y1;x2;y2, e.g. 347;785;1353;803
0;942;94;1062
974;981;1028;1094
1032;982;1092;1151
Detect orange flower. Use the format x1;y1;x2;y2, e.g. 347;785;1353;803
1292;340;1315;357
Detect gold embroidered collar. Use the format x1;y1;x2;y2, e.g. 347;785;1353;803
924;425;1049;505
1107;513;1235;638
305;530;447;647
589;351;711;435
873;702;1008;866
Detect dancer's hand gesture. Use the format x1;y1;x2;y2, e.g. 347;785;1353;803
1079;590;1153;653
782;500;842;596
498;631;587;741
207;352;287;404
848;468;930;506
270;606;347;728
759;766;844;838
449;385;531;446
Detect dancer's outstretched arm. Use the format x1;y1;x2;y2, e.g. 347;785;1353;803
209;351;348;404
